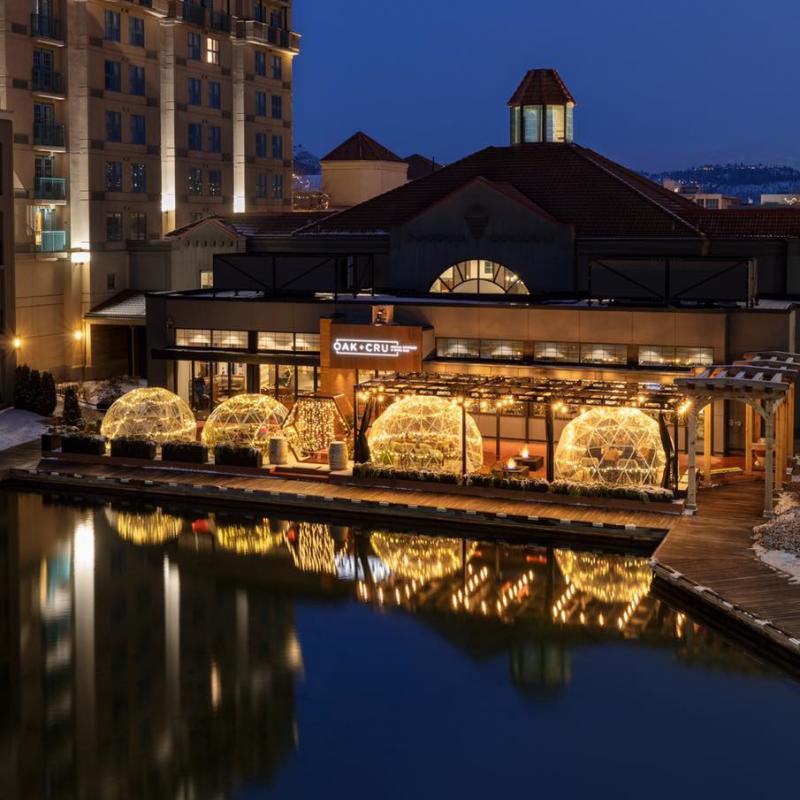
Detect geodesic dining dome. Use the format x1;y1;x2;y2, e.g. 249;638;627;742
100;387;196;443
366;395;483;474
554;550;653;605
370;532;477;583
554;406;666;488
201;393;288;453
104;506;185;546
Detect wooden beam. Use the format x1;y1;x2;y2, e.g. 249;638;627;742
745;402;753;474
764;402;776;517
686;410;698;512
703;403;713;485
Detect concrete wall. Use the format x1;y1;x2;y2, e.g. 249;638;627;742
322;160;408;208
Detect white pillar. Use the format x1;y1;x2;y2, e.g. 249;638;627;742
232;42;246;213
159;21;177;232
686;408;698;512
763;401;776;518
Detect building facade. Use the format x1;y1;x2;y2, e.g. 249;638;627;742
0;0;298;393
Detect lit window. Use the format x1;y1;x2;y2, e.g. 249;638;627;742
199;270;213;288
211;329;248;349
534;342;580;363
675;346;714;367
579;343;628;366
176;328;211;348
523;105;542;142
546;105;565;142
206;37;219;65
479;339;525;361
429;260;529;295
435;338;481;359
258;332;293;351
638;345;676;367
294;333;320;352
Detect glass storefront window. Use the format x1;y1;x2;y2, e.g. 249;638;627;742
258;332;294;351
276;364;295;403
211;330;248;349
580;343;628;366
213;362;246;404
436;338;481;359
295;333;320;352
176;328;211;348
638;345;676;367
297;366;316;395
534;341;580;363
479;340;525;361
676;346;714;367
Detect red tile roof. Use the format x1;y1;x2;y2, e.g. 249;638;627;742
321;131;404;163
508;69;575;106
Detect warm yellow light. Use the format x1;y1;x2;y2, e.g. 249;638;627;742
555;550;652;605
202;394;288;454
370;532;477;583
282;396;349;460
520;446;530;459
506;457;517;469
73;329;83;342
101;387;196;443
12;337;21;350
105;506;184;545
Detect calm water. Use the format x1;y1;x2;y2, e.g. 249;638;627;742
2;489;800;800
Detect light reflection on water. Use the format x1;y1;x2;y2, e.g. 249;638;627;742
2;490;798;799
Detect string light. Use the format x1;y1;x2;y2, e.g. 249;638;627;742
106;506;184;545
101;387;196;443
286;522;336;574
370;532;477;583
215;518;284;555
283;396;349;459
555;550;652;605
202;394;288;453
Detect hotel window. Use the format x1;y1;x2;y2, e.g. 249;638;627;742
436;338;481;359
105;111;122;142
187;77;201;105
579;342;627;365
480;339;525;361
188;123;202;151
105;161;122;192
258;332;293;351
211;329;248;349
271;95;282;119
523;105;542;142
188;167;202;195
272;174;283;199
255;51;266;76
638;345;675;367
208;169;222;196
130;114;146;145
208;80;221;108
208;126;221;153
105;212;123;242
255;132;267;158
199;269;213;288
206;37;219;65
105;60;121;92
104;10;120;41
675;346;714;367
271;55;282;80
430;260;529;295
255;91;267;117
187;32;201;61
272;134;283;159
131;163;146;193
294;333;320;352
255;172;268;198
534;341;580;363
176;328;211;348
129;65;145;96
546;105;566;142
129;16;145;47
129;212;147;241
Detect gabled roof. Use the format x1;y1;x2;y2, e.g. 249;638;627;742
86;291;146;321
302;143;707;238
321;131;404;163
508;69;575;106
405;154;444;181
165;211;334;239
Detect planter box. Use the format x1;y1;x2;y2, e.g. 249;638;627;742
110;439;156;460
41;432;61;452
162;442;208;464
61;434;105;456
214;445;262;469
338;475;684;515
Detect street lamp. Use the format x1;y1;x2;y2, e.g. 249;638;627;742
12;337;21;350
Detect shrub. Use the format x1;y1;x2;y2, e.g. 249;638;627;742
215;444;263;469
13;365;31;411
37;372;57;417
162;441;208;464
28;370;41;411
62;387;83;427
62;433;106;456
110;437;156;460
352;462;459;484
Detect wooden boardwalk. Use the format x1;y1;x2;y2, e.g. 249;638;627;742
654;480;800;661
6;457;675;550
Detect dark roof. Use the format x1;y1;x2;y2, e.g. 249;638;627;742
508;69;575;106
684;208;800;239
321;131;404;163
303;143;708;238
165;211;333;239
405;154;444;181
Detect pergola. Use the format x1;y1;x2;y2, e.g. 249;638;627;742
675;353;798;517
355;372;685;484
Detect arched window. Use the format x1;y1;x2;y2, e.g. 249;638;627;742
429;260;529;295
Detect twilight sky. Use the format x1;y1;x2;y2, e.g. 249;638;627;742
292;0;800;172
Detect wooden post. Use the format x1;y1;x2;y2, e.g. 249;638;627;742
764;401;776;517
461;402;467;477
745;402;753;474
672;414;680;493
686;408;698;512
545;404;555;482
495;405;501;462
703;402;713;485
776;401;786;490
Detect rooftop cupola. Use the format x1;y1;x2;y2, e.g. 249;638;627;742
508;69;575;144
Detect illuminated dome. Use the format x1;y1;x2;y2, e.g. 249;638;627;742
555;550;652;605
367;396;483;474
104;506;184;545
283;395;351;459
554;406;665;487
201;394;288;453
285;522;336;574
100;387;196;443
370;532;477;583
214;517;284;555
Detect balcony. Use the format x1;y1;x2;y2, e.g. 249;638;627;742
209;9;231;32
30;13;63;41
37;230;68;252
31;68;65;95
34;177;67;201
33;123;66;148
235;20;301;54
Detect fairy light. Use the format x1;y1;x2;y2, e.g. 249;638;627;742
215;518;284;555
106;506;184;545
286;522;336;574
370;532;477;583
202;394;288;453
101;387;196;443
283;396;348;459
555;550;652;605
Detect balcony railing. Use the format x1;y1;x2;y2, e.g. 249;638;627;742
235;20;301;53
30;13;63;41
181;1;204;26
34;177;67;201
31;67;64;94
37;230;68;252
33;122;66;148
209;9;230;32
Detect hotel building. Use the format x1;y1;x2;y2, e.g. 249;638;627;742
145;68;800;459
0;0;299;395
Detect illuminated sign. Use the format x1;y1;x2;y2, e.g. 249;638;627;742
332;338;418;358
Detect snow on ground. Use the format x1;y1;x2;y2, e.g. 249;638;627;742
753;490;800;582
753;543;800;583
0;408;48;450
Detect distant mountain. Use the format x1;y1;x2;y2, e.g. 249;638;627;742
644;164;800;203
293;145;321;176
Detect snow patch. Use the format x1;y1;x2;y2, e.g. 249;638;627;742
0;408;47;450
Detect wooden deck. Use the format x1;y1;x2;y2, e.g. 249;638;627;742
5;458;675;550
654;479;800;662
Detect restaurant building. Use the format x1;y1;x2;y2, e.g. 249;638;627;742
145;69;800;458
